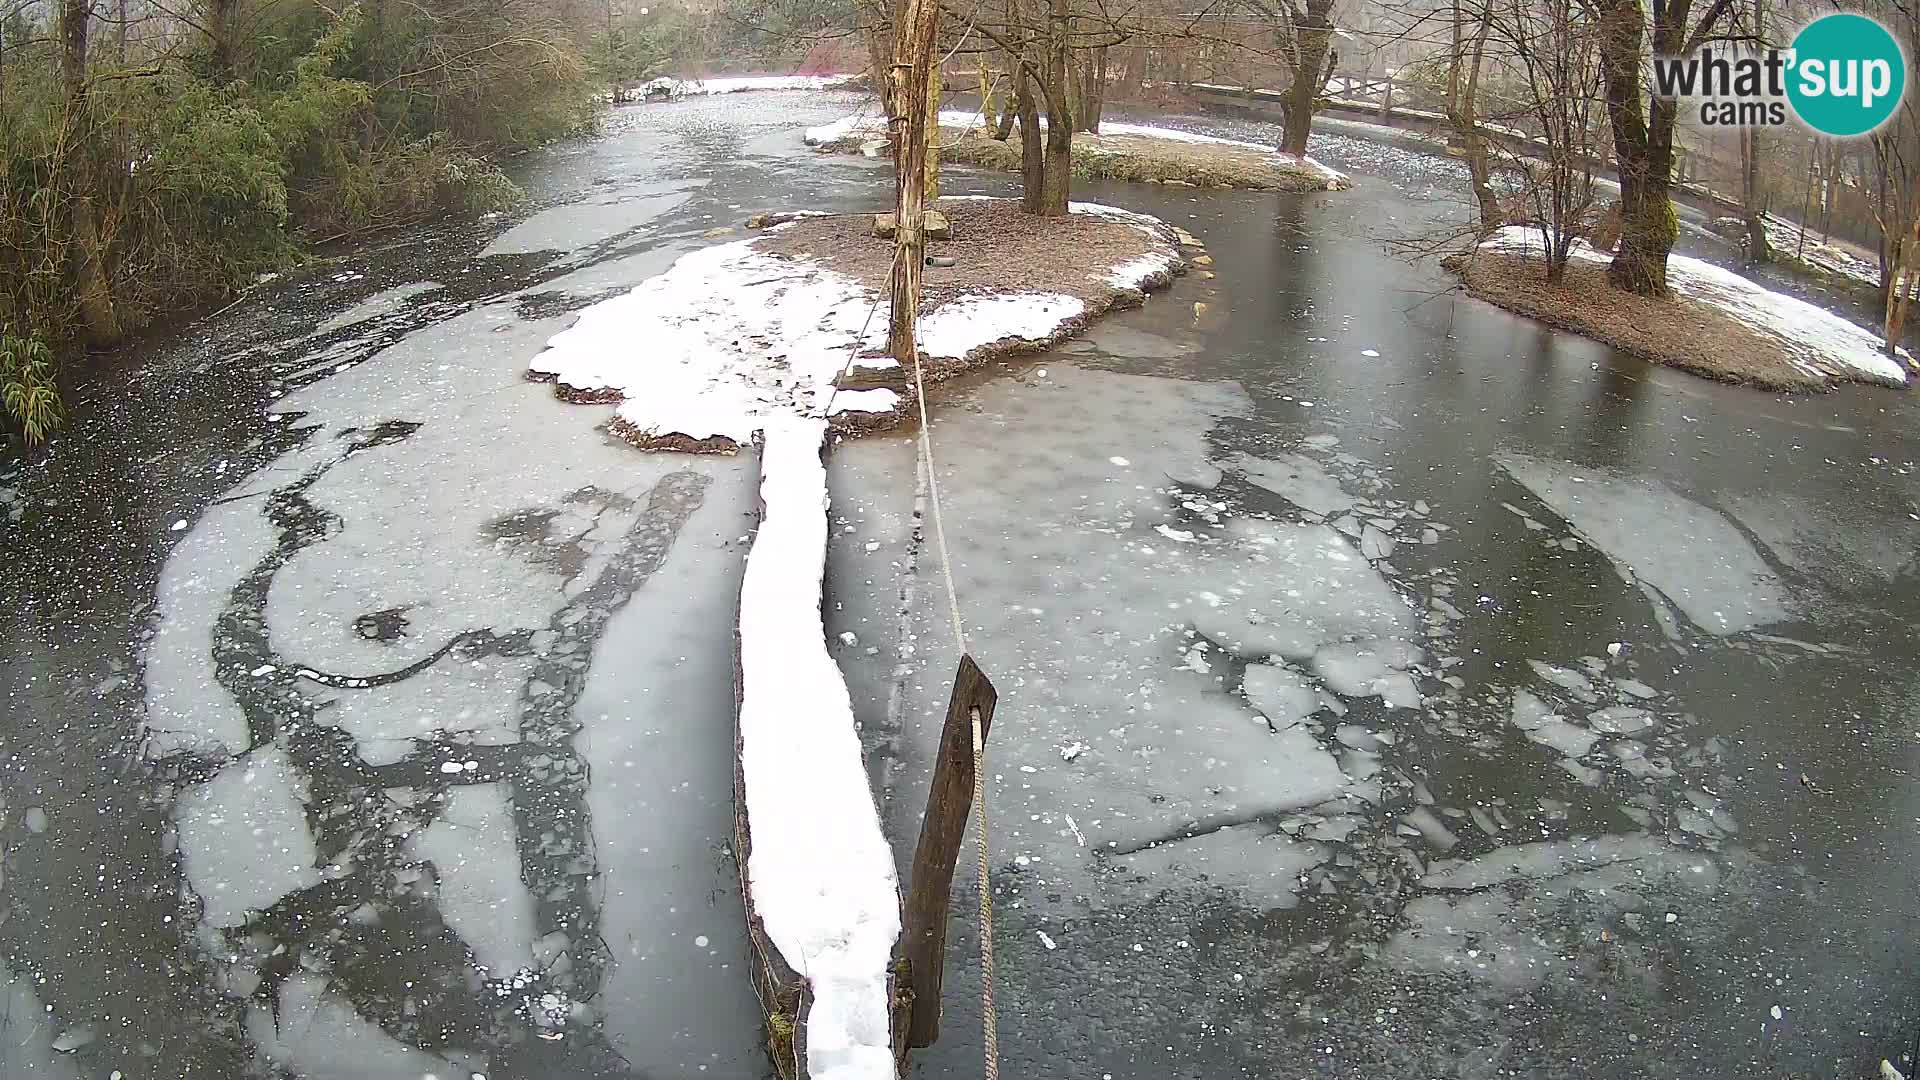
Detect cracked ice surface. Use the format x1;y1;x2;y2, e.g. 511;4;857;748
1496;451;1791;636
892;366;1422;913
1384;837;1721;990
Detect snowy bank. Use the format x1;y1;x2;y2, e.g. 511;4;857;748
646;74;861;98
804;108;1348;192
1457;226;1909;390
531;197;1187;449
736;417;901;1080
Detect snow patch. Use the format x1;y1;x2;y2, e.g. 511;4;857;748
805;110;1348;186
531;239;890;445
534;201;1178;445
919;294;1086;359
1482;226;1908;386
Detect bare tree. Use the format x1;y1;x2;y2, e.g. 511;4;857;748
1492;0;1604;278
61;0;120;343
1583;0;1740;295
1446;0;1504;232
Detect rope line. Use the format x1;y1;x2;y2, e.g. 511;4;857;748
906;331;996;1080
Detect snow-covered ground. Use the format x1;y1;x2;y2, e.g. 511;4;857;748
738;418;900;1080
803;108;1349;188
1759;213;1884;287
646;74;859;98
1482;225;1910;386
530;201;1183;448
530;238;898;446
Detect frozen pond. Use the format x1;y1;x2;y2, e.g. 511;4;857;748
831;176;1920;1077
2;89;1917;1080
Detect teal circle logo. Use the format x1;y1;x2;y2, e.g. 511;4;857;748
1787;13;1906;137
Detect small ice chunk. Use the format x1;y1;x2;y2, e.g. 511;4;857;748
439;761;464;775
1059;742;1087;762
1241;663;1318;729
250;664;276;678
24;807;49;833
1399;807;1458;852
1588;706;1655;735
1109;456;1131;467
1360;349;1381;358
1509;689;1558;730
1037;930;1058;950
170;519;189;532
1155;524;1198;543
1468;805;1500;835
1527;659;1597;701
838;631;859;647
1614;678;1658;699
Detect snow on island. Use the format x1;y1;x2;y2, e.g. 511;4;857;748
530;197;1187;450
1462;225;1910;390
804;108;1349;192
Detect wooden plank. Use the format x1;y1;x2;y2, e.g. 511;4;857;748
901;653;998;1048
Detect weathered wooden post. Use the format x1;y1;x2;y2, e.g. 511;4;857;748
900;655;997;1046
887;0;941;362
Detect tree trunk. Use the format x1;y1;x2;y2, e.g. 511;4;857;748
924;53;940;201
865;5;896;118
1281;0;1335;155
994;80;1017;140
885;0;939;360
1742;127;1769;263
1596;0;1672;295
1121;43;1147;97
61;0;118;345
1015;66;1048;215
1446;0;1502;233
1033;0;1073;215
1073;46;1106;132
207;0;239;79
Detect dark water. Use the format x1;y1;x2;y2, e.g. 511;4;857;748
837;168;1920;1078
2;91;1916;1080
